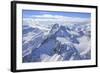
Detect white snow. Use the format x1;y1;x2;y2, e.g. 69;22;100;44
40;54;51;62
67;30;79;36
74;36;91;56
23;31;43;44
22;48;32;57
56;37;70;44
49;54;61;61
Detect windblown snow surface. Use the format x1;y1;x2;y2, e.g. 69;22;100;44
22;20;91;63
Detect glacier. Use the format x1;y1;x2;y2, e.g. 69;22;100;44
22;23;91;63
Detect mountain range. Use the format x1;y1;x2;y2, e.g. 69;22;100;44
22;23;91;62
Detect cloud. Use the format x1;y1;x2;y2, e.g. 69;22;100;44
34;14;55;18
31;14;90;23
33;14;65;19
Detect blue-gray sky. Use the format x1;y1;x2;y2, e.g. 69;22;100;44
22;10;91;18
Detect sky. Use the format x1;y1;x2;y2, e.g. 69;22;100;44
22;10;91;19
